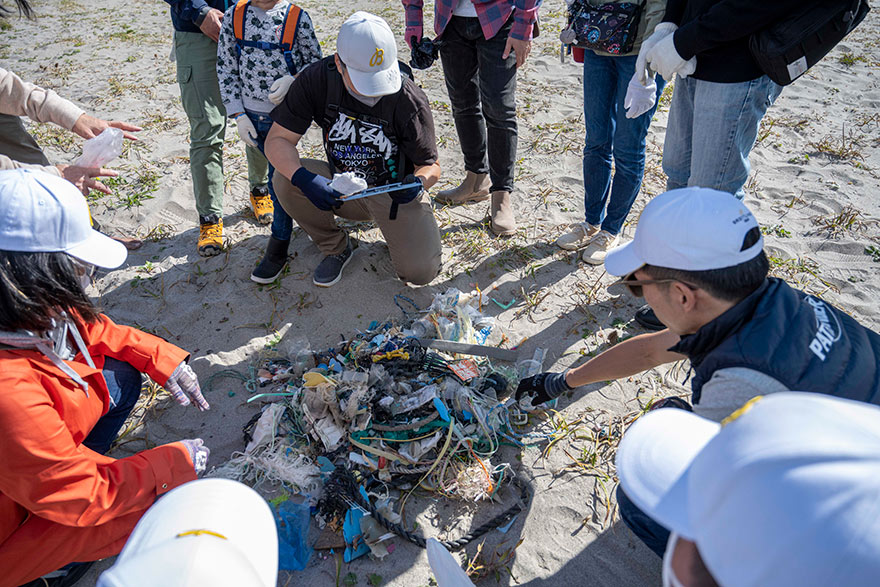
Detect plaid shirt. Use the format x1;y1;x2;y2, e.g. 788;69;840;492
402;0;539;47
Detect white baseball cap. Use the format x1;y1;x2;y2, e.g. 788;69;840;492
0;169;127;268
336;11;402;97
98;479;278;587
616;393;880;587
604;187;763;276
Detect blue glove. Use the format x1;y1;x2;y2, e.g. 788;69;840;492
388;174;423;220
292;167;342;212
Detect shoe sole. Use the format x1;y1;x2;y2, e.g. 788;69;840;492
198;246;222;257
313;249;354;287
434;192;490;205
256;214;274;225
635;310;666;331
557;240;591;251
490;224;517;237
581;254;606;265
250;265;286;284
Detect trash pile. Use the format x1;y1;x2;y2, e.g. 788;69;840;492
210;289;539;563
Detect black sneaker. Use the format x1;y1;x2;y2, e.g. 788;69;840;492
313;241;353;287
250;236;290;284
634;304;666;331
20;562;95;587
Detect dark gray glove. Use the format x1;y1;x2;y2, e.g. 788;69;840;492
515;371;572;406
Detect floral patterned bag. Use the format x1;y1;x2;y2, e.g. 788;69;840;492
560;0;645;55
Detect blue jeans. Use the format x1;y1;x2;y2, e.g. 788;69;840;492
582;51;666;235
617;484;670;557
247;111;293;241
662;75;782;200
439;16;518;193
82;357;142;455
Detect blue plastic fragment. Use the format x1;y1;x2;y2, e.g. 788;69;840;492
370;334;385;347
433;397;450;422
497;514;518;534
275;500;313;570
317;456;335;473
368;320;379;330
462;409;473;422
328;358;343;373
343;508;371;562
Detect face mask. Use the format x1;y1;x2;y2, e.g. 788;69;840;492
76;262;96;290
662;532;687;587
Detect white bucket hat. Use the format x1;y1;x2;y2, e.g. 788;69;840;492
0;169;127;268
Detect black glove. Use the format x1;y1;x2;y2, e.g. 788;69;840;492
515;371;572;406
388;174;423;220
291;167;341;212
410;36;442;70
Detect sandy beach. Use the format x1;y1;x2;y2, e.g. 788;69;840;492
3;0;879;584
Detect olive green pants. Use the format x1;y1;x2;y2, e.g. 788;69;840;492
173;31;267;219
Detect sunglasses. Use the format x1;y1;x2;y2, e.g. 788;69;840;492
613;273;698;298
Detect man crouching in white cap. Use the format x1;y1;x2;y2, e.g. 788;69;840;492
515;186;880;555
616;392;880;586
266;11;442;288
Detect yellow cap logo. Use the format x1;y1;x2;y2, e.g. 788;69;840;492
370;48;384;67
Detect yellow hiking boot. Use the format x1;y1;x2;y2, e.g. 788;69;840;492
198;215;224;257
249;185;274;225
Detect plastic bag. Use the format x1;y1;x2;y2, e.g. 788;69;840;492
427;538;475;587
74;127;123;168
276;500;313;571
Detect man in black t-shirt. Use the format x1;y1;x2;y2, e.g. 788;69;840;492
265;11;442;287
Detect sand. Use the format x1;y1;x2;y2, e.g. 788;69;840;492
3;0;880;584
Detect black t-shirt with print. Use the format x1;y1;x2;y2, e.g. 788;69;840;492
271;56;438;183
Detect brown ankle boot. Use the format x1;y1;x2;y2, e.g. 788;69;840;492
490;191;517;236
434;171;490;204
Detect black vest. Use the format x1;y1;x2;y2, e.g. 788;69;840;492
671;278;880;405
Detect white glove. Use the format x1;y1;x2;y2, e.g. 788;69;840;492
635;22;677;85
624;73;658;119
180;438;210;474
235;115;258;148
268;75;295;105
165;361;210;411
647;33;696;81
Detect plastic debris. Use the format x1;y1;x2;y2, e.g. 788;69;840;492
276;500;313;570
209;287;548;560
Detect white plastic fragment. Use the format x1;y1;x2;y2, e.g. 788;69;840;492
329;171;368;196
427;538;475;587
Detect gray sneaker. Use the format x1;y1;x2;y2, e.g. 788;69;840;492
313;241;353;287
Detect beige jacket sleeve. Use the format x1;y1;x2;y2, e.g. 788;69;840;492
0;154;62;176
0;67;84;130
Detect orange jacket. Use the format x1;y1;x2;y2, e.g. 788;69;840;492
0;315;197;586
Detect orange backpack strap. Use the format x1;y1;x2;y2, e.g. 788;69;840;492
232;0;249;41
279;3;302;50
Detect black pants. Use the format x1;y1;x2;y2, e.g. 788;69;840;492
439;16;518;193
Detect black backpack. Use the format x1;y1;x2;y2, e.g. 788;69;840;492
749;0;870;86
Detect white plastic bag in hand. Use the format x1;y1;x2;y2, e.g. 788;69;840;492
236;115;259;148
74;127;123;168
268;75;295;105
624;73;657;119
